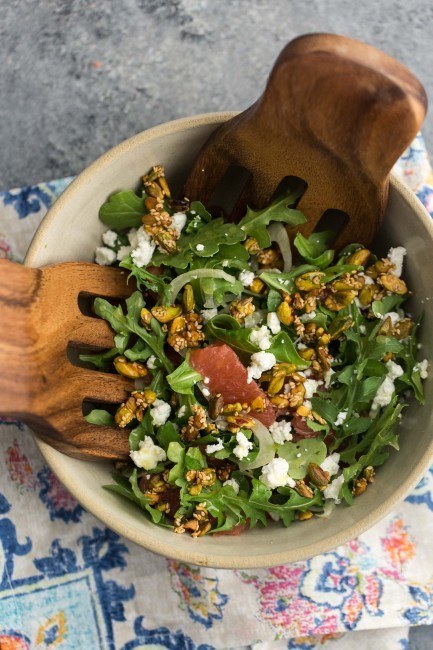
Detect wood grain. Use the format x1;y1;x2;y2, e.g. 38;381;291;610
0;259;133;460
184;33;427;248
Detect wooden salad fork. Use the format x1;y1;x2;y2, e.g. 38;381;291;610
184;33;427;248
0;260;133;460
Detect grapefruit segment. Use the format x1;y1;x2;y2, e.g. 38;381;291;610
189;343;276;426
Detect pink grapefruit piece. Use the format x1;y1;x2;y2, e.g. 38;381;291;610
189;342;276;426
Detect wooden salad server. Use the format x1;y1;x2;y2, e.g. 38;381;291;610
184;33;427;248
0;260;133;460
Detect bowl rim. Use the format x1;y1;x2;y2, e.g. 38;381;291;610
24;112;433;568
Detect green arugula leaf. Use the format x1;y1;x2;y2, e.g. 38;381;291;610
120;257;172;304
372;293;405;318
185;447;206;471
129;409;154;451
278;439;327;479
186;218;245;257
267;289;282;312
238;189;306;248
167;357;202;395
294;231;335;269
79;348;118;369
157;422;181;448
84;409;114;426
205;315;258;357
99;190;144;229
268;332;310;368
185;201;212;234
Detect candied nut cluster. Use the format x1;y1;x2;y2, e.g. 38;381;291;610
167;312;205;352
142;166;179;254
114;389;157;428
229;297;255;324
181;405;208;441
174;503;212;537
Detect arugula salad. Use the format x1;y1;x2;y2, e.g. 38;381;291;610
86;165;428;537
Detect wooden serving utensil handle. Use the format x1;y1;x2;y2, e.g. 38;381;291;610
0;259;41;417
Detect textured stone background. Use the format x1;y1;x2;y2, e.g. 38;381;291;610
0;2;432;645
1;0;433;190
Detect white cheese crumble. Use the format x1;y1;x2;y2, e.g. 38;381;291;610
129;226;156;268
415;359;429;379
223;478;240;494
359;324;366;334
233;431;253;459
206;438;224;454
150;399;171;427
202;386;211;397
267;312;281;335
250;326;272;351
129;436;166;470
203;376;210;384
303;378;322;400
247;351;276;383
269;420;293;444
300;311;316;322
147;355;157;370
297;342;307;350
363;274;375;285
260;458;296;489
238;269;255;287
95;246;116;266
335;410;348;426
387;246;406;277
196;244;205;252
177;405;187;418
201;308;218;322
323;474;345;503
382;311;400;326
172;212;187;234
245;310;265;328
117;245;133;261
320;452;340;477
370;360;404;415
324;368;334;388
102;229;118;247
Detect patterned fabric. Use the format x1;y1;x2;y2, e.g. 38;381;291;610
0;135;432;649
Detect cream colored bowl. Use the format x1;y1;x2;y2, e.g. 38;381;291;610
25;113;433;568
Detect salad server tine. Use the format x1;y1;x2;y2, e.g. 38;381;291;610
0;258;133;460
184;33;427;247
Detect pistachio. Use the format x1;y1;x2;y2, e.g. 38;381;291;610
270;395;290;408
298;347;316;361
244;237;261;254
257;246;282;268
131;389;156;407
393;318;414;340
363;466;375;483
144;180;164;200
208;393;224;420
114;356;148;379
358;284;377;306
347;248;371;266
151;305;182;323
296;404;311;418
295;271;325;292
188;484;203;496
144;196;158;211
140;307;153;327
250;395;267;412
250;277;266;294
352;477;368;496
229;297;255;324
295;480;314;498
114;397;137;428
377;274;408;295
328;315;354;339
307;463;330;488
298;510;314;521
324;290;357;311
182;284;195;313
226;414;255;429
267;370;286;396
379;316;393;336
276;301;294;325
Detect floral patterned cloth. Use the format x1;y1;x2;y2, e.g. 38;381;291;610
0;135;432;650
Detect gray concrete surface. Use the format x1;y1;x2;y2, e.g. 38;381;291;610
1;0;433;191
1;2;433;647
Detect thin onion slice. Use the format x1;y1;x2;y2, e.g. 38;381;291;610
268;223;292;272
168;268;237;304
239;416;275;470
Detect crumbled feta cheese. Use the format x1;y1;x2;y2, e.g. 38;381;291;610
95;246;117;266
177;405;187;418
247;351;276;383
382;311;400;326
297;342;307;350
260;458;296;489
147;355;157;370
323;474;345;503
370;360;404;415
387;246;406;277
117;245;133;261
335;410;348;426
102;229;118;247
233;431;253;459
415;359;429;379
130;226;156;268
130;436;166;470
238;269;255;287
320;452;340;477
127;228;138;247
150;399;171;426
267;312;281;335
363;274;375;285
250;326;272;351
223;478;240;494
324;368;334;388
269;420;293;444
245;310;265;328
196;244;205;252
203;376;210;384
303;378;322;399
201;308;218;322
172;212;187;234
300;311;316;322
359;324;366;334
202;386;211;397
206;438;224;454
